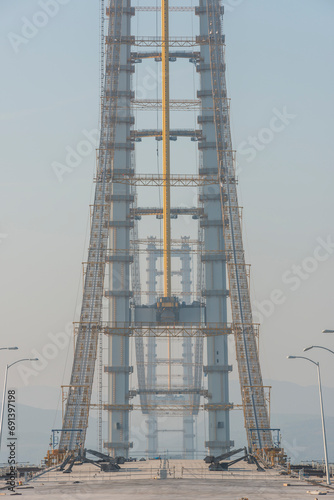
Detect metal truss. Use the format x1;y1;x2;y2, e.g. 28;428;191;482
102;322;233;338
105;249;225;258
131;99;201;111
106;36;225;48
130;206;203;217
104;404;234;414
130;129;202;141
106;6;195;14
135;6;195;12
134;238;203;246
131;51;201;62
131;388;209;397
110;174;218;186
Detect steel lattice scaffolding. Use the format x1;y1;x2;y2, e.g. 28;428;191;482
46;0;281;466
140;236;201;457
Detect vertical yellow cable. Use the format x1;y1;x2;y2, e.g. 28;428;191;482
168;331;171;390
162;0;171;299
162;0;171;390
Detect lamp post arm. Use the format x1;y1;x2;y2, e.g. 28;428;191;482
290;355;319;366
8;358;35;370
313;346;334;356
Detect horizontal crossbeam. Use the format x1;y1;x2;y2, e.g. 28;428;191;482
101;322;233;337
131;51;201;62
130;207;203;217
110;174;218;186
130;129;202;141
134;238;202;246
130;99;201;110
107;248;219;257
106;36;223;48
72;322;259;338
135;6;195;12
130;389;209;396
103;404;233;413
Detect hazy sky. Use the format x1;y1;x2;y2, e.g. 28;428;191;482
0;0;334;422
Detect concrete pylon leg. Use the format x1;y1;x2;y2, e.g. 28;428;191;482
198;1;232;456
106;2;133;458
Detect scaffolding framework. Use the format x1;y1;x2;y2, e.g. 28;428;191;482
51;0;276;465
141;236;200;457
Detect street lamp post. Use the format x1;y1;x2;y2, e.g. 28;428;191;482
0;358;38;449
287;355;331;485
323;330;334;334
304;346;334;356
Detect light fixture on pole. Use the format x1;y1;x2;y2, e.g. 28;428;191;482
322;330;334;334
0;358;38;449
287;355;331;485
0;347;19;351
304;346;334;356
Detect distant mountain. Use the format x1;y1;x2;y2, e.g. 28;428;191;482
0;405;59;466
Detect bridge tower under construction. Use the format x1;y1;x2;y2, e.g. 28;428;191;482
47;0;279;465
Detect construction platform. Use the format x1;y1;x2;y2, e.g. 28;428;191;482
7;460;334;499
